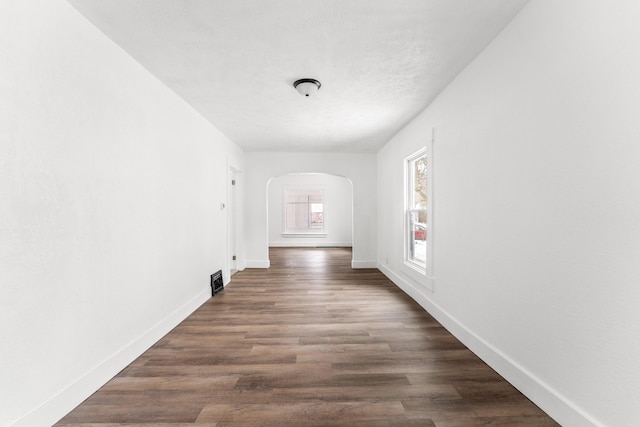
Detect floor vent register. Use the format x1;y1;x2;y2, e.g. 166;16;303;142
210;270;223;296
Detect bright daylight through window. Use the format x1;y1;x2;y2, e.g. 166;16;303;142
407;149;427;270
284;189;324;234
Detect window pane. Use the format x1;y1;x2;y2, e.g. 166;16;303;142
413;155;427;209
309;202;323;228
310;211;323;227
310;203;323;213
408;210;427;266
284;189;324;233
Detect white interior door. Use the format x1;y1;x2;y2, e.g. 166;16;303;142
229;170;237;272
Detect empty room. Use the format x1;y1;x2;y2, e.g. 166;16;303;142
2;1;639;426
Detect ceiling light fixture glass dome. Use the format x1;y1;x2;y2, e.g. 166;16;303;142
293;78;321;97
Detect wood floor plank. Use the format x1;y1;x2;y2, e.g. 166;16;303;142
56;247;558;426
195;402;407;424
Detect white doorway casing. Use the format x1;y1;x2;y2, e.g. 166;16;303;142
226;164;244;282
229;169;238;273
243;152;377;269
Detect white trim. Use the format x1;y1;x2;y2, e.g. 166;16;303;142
378;263;603;427
400;261;432;291
245;259;270;268
351;260;377;269
14;289;210;427
379;262;434;296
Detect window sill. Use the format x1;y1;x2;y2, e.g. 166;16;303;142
402;261;433;291
281;233;327;238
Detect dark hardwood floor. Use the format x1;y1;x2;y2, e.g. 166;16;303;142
57;247;558;426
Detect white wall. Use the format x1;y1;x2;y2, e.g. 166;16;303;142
0;1;243;425
245;152;376;268
377;1;640;426
268;174;353;247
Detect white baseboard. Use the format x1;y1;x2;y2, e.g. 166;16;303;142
13;289;210;427
269;242;352;247
245;259;270;268
377;262;602;427
351;260;377;268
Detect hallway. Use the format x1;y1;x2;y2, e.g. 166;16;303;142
57;248;557;426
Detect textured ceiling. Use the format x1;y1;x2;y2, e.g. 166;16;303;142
67;0;529;153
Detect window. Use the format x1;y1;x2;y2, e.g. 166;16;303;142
406;148;428;271
283;189;324;234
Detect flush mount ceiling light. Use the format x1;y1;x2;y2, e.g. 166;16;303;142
293;78;321;97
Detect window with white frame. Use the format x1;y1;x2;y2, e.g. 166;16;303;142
406;148;428;270
283;189;324;234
